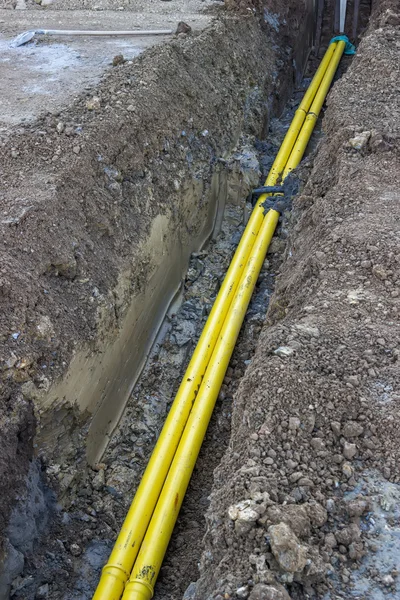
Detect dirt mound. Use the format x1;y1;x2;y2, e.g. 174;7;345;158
192;2;400;599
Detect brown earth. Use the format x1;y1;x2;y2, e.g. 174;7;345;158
193;1;400;599
2;0;399;598
0;0;312;596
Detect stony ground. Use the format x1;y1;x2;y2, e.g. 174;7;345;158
191;3;400;600
0;0;310;597
2;0;399;599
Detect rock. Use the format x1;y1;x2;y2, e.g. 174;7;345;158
36;583;49;598
92;469;105;491
86;97;101;110
41;0;54;5
73;145;81;155
273;346;294;358
288;417;300;430
380;9;400;26
268;238;286;254
342;462;354;478
112;54;125;66
331;421;341;436
289;472;303;483
372;264;387;281
183;582;197;599
298;478;314;487
20;381;41;401
343;442;357;460
349;131;370;151
176;21;192;34
302;548;326;583
56;122;64;134
382;574;395;586
268;523;307;573
348;541;364;560
236;586;249;598
342;421;363;438
346;498;369;517
69;543;82;556
324;533;337;548
14;0;27;9
4;353;18;369
229;500;259;535
326;498;335;513
306;502;327;527
249;583;291;600
106;465;136;495
36;315;55;340
264;505;311;538
335;524;360;547
347;375;359;386
311;438;324;450
228;500;259;522
294;324;320;338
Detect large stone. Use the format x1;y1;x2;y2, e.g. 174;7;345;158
249;583;291;600
263;505;310;538
342;421;364;438
268;523;307;573
228;500;260;536
305;502;327;528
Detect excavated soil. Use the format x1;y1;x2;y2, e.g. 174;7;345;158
2;0;399;599
0;0;313;597
191;2;400;600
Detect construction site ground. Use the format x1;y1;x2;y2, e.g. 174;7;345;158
0;0;400;599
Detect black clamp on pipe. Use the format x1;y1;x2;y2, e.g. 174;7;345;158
252;185;285;197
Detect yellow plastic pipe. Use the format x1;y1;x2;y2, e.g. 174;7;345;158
122;208;280;600
92;159;287;600
120;39;347;600
92;42;339;600
266;41;337;185
92;204;262;600
283;40;345;178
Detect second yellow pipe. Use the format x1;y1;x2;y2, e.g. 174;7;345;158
122;208;280;600
121;39;347;600
283;40;346;178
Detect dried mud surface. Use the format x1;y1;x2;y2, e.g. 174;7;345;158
193;3;400;600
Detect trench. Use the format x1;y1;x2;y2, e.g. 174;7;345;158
5;2;377;599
